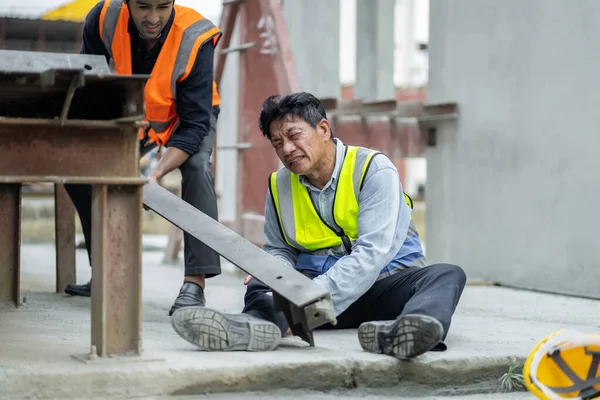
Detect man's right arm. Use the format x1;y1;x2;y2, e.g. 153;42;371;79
80;1;111;63
263;190;299;269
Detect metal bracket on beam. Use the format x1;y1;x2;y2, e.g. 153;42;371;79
321;98;459;147
273;293;334;346
220;42;256;54
413;102;459;147
217;142;252;151
57;70;86;124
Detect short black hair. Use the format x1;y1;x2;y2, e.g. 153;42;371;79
258;92;333;141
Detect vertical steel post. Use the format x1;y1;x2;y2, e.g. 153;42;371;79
55;183;76;293
0;184;22;306
91;184;143;356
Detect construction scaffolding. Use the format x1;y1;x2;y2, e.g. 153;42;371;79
210;0;440;247
0;0;439;265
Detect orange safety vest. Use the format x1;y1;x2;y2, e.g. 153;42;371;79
99;0;222;145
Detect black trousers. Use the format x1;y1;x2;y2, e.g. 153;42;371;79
242;263;467;344
64;107;222;278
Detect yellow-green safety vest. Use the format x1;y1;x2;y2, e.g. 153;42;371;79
269;145;413;254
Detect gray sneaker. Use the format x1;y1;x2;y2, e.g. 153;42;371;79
171;307;282;351
358;314;444;359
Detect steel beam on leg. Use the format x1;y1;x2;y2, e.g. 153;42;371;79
54;183;76;293
142;179;336;345
273;292;334;346
0;184;21;306
91;184;143;357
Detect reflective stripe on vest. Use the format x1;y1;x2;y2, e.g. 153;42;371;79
269;145;414;254
99;1;222;145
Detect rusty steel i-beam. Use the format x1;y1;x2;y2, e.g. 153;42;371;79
0;49;148;357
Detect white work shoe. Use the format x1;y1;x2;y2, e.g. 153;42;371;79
171;307;282;351
358;314;444;359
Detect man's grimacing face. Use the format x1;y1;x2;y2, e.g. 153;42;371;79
126;0;174;41
269;115;332;176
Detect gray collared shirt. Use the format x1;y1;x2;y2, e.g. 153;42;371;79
263;138;413;316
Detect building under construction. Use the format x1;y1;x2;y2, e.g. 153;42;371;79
0;0;431;238
2;0;598;301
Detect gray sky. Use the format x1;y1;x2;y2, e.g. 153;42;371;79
0;0;223;21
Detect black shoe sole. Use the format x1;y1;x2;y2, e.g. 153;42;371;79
358;314;444;359
64;287;90;297
171;307;281;351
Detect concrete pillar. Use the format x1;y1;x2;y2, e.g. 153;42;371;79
283;0;340;99
215;15;241;224
355;0;396;101
395;0;416;87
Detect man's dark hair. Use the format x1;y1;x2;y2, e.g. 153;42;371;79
258;92;334;141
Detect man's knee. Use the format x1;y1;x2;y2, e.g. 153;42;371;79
243;278;273;305
430;263;467;288
182;149;212;174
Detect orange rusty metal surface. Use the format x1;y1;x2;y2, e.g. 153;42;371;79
0;121;139;178
0;183;21;305
0;64;147;356
91;184;143;356
237;0;288;216
54;183;76;293
214;0;241;86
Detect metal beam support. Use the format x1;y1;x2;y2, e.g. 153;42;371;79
0;184;21;306
91;184;143;356
0;51;147;358
55;183;76;293
0;123;139;178
325;98;458;120
214;0;241;85
323;98;459;157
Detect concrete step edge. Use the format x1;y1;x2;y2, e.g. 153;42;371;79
0;355;528;399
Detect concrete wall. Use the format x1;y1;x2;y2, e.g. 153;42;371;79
425;0;600;298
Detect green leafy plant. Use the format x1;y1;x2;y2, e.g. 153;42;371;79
499;363;526;392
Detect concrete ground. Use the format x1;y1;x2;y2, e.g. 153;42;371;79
168;391;536;399
2;243;599;399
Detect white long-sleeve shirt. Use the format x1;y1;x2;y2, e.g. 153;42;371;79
262;138;418;316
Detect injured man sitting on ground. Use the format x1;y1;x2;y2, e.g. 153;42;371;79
171;92;467;359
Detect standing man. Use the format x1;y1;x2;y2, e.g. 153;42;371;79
171;92;467;359
64;0;223;316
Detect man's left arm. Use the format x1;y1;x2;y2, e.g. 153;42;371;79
149;41;215;182
312;159;411;316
